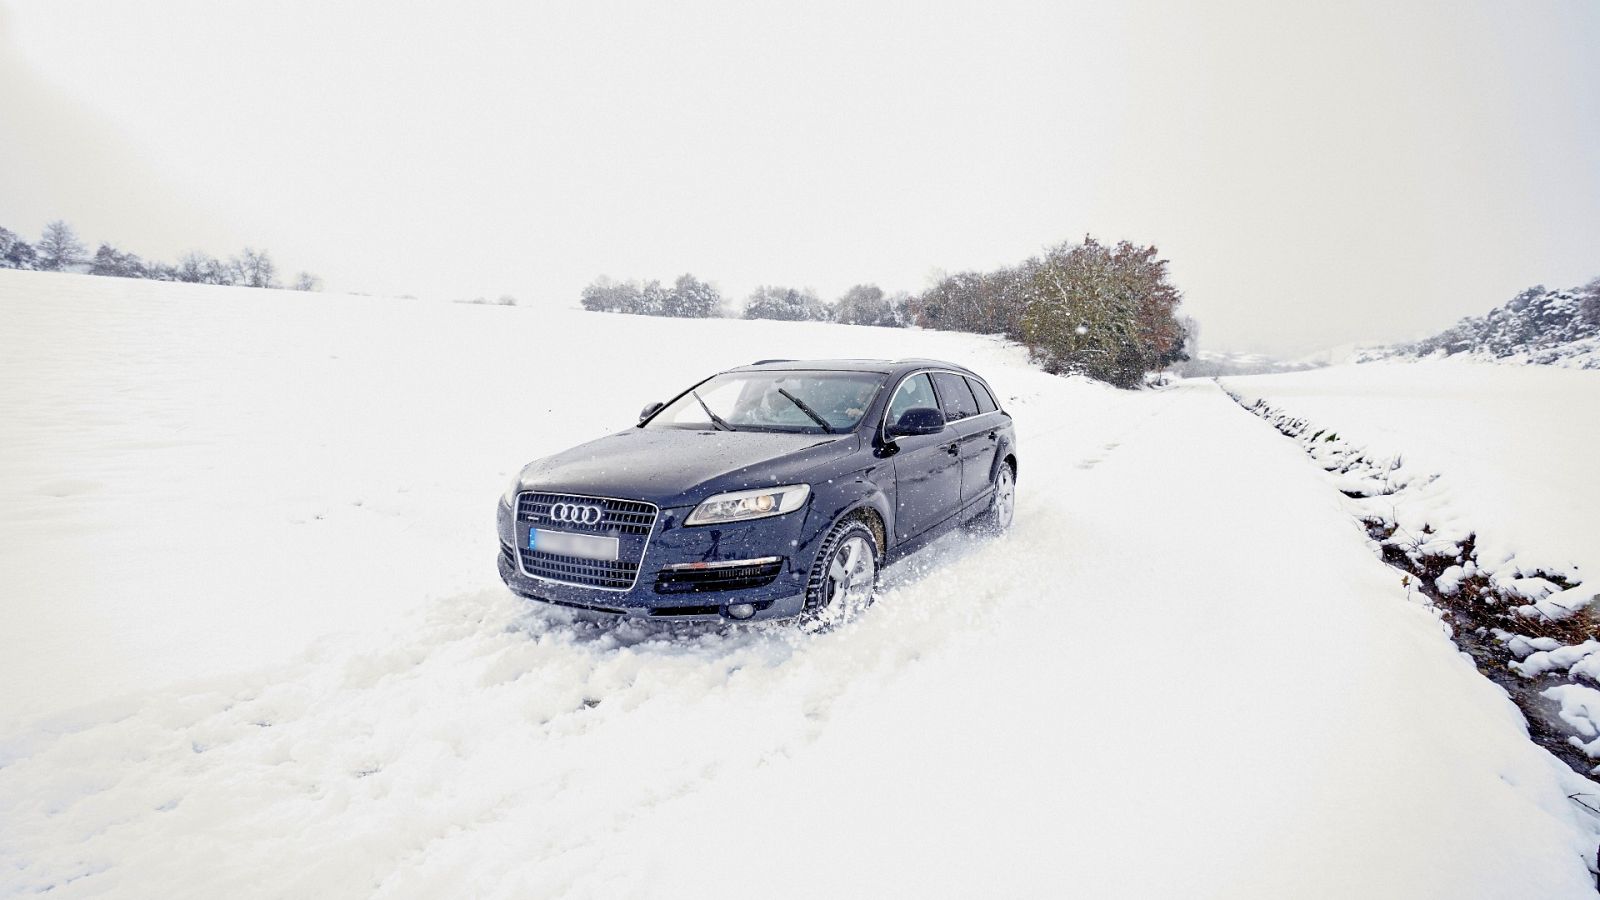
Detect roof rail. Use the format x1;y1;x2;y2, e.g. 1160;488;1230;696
750;359;797;365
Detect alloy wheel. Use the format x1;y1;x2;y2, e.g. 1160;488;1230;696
826;534;877;612
993;465;1015;529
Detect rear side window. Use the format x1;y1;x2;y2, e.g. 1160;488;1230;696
886;373;938;428
967;377;998;414
931;372;977;421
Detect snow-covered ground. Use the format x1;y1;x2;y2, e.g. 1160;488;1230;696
3;271;1598;897
1221;361;1599;611
1222;360;1600;781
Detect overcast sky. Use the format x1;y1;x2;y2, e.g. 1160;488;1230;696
2;0;1596;355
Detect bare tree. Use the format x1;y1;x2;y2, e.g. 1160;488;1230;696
292;271;322;291
36;220;86;271
176;251;236;284
833;284;901;327
232;247;277;288
175;252;208;283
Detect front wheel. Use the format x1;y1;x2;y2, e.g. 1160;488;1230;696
803;518;880;621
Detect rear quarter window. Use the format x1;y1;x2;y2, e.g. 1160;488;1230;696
967;377;998;414
931;372;978;421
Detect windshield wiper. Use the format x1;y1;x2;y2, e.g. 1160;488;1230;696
776;388;835;433
692;390;736;431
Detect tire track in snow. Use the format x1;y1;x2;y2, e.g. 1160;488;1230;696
0;510;1069;897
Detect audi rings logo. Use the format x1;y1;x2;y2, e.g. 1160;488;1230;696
549;502;604;526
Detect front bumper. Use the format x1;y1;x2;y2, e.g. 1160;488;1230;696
496;498;814;622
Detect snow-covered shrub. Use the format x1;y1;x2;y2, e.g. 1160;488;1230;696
579;274;724;317
1367;279;1600;369
742;284;828;321
0;225;39;270
832;283;904;327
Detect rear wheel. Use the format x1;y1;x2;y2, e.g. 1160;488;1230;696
803;518;880;621
970;461;1016;534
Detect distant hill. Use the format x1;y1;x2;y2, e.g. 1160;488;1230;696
1173;350;1324;378
1361;279;1600;370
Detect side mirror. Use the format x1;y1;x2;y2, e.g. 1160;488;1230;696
887;406;946;438
639;401;664;423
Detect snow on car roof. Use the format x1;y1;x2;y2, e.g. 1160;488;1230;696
731;357;975;375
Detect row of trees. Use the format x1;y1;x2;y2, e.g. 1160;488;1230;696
744;283;913;327
581;235;1189;387
580;274;723;318
0;220;320;291
579;276;913;327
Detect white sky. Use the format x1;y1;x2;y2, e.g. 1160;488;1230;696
2;0;1596;354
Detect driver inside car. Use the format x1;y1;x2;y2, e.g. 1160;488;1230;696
839;380;877;421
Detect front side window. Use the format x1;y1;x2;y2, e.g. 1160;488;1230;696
647;371;884;433
885;373;938;429
931;372;977;421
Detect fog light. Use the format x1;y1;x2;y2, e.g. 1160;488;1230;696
727;603;755;620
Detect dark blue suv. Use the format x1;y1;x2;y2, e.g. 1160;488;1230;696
496;358;1017;622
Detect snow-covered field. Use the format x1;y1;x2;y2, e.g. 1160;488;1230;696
3;271;1598;897
1222;361;1600;780
1221;361;1600;588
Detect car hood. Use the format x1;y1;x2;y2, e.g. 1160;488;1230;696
515;427;859;509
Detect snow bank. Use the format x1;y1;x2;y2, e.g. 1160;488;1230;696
1221;362;1600;591
1222;362;1600;776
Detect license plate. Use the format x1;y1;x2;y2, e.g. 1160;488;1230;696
530;528;619;561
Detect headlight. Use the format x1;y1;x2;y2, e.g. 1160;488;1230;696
502;473;523;506
685;484;810;526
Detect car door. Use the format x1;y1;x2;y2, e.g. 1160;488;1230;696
883;372;963;543
929;371;994;512
958;375;1003;510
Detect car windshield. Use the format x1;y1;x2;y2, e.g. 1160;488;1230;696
647;371;885;434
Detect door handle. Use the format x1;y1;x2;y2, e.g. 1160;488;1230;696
945;443;960;456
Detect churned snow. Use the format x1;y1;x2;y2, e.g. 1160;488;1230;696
3;271;1598;897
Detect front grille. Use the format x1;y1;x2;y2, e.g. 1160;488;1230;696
517;492;655;536
518;550;640;590
654;559;784;594
515;491;658;591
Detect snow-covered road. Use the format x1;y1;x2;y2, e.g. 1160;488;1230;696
2;272;1596;897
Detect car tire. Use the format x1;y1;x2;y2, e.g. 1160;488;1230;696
968;460;1016;535
802;517;881;620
